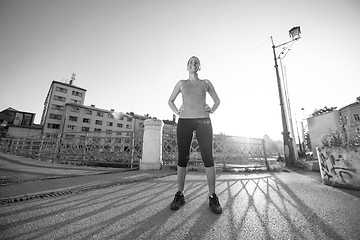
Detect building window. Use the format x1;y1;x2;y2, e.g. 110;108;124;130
126;124;131;129
107;122;113;126
72;91;83;97
53;95;66;102
106;129;112;134
69;116;78;121
21;114;32;126
67;125;75;130
97;111;104;117
82;127;90;132
119;116;124;120
47;123;60;129
83;118;91;123
55;86;67;93
116;132;122;135
108;113;114;119
71;99;81;104
354;114;360;122
127;117;133;122
117;123;123;128
51;104;64;111
94;128;102;132
71;107;80;113
49;113;62;120
85;109;92;115
95;120;103;125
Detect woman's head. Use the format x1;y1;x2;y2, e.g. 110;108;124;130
187;56;201;72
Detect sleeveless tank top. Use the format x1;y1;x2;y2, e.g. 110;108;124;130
179;80;210;119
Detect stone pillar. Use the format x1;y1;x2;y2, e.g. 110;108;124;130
140;119;164;170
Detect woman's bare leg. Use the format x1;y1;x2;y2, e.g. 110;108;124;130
177;166;187;193
205;166;216;195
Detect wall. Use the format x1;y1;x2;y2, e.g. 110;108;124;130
7;126;42;138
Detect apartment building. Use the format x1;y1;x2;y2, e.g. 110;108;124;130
41;75;86;137
40;75;138;138
62;103;134;138
339;96;360;132
38;74;177;139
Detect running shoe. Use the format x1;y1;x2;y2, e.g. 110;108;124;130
170;191;185;210
209;193;222;214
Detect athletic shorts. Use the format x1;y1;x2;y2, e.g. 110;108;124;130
176;118;214;167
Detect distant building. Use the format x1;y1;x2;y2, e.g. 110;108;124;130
306;96;360;157
307;110;341;156
163;117;177;139
0;107;42;138
41;75;86;137
60;103;135;138
5;73;176;139
127;112;148;134
125;112;178;140
339;96;360;133
40;75;150;138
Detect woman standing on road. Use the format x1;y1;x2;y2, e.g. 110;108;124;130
168;56;222;214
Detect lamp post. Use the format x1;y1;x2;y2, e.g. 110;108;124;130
271;26;301;167
301;107;307;152
295;113;303;152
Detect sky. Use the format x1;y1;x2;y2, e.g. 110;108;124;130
0;0;359;141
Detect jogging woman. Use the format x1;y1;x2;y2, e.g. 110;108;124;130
168;56;222;214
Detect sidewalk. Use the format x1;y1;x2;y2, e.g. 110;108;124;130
0;153;323;203
0;153;130;183
1;153;360;239
0;153;175;202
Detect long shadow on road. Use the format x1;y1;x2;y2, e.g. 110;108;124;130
1;171;358;239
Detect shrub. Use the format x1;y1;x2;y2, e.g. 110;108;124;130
321;126;360;151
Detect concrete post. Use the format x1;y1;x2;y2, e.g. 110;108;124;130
140;119;164;170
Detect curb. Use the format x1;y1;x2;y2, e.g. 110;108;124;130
0;168;133;185
0;170;176;205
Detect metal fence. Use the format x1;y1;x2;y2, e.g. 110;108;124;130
162;133;271;170
0;131;143;169
1;131;271;170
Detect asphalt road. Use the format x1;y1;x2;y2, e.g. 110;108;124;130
1;154;360;239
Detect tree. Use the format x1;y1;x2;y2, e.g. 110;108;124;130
311;106;337;116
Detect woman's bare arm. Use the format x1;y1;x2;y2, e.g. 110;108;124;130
205;80;220;113
168;80;182;114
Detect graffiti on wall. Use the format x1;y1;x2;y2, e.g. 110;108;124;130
316;147;360;188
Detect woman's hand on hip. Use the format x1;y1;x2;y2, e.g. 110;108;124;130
205;104;213;113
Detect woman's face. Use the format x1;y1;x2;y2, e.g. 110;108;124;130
187;57;201;73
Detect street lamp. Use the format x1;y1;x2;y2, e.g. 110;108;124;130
271;26;301;167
